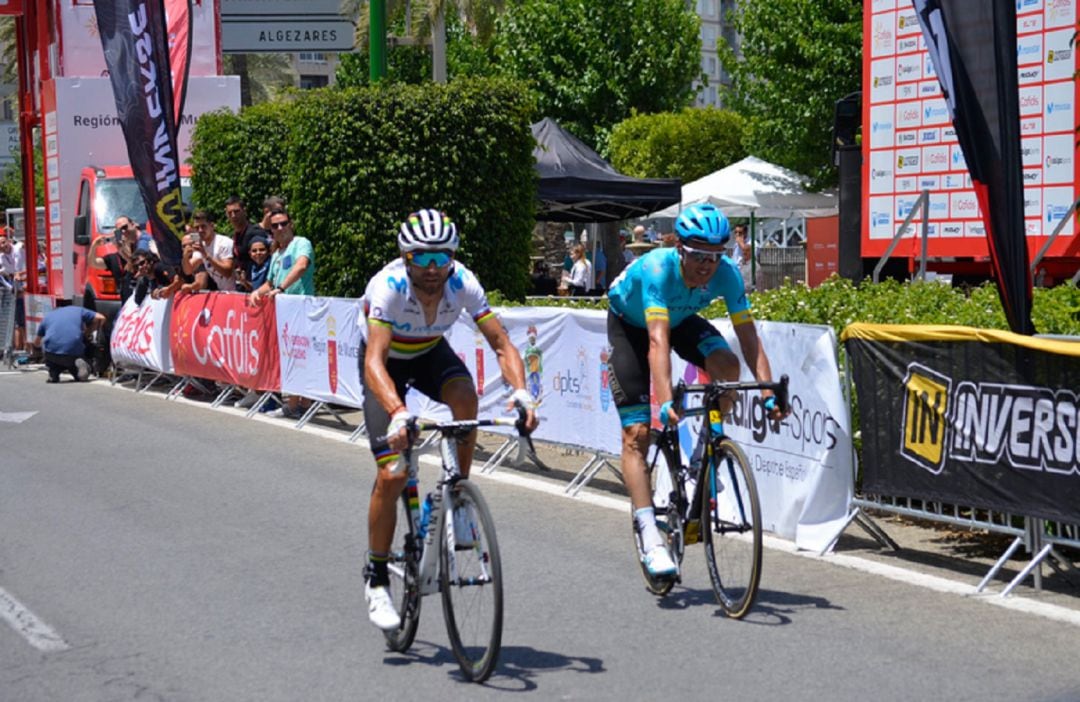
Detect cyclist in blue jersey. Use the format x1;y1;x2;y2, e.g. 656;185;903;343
606;204;787;578
360;208;538;630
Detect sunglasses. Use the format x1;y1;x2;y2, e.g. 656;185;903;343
407;251;453;268
681;245;724;264
270;221;290;230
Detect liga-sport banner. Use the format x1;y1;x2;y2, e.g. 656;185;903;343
93;0;186;266
110;296;173;373
843;323;1080;523
169;292;281;391
414;309;854;552
276;295;364;408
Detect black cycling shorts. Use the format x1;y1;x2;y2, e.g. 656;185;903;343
606;310;730;427
359;337;473;462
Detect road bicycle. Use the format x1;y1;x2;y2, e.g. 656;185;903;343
636;375;789;618
379;409;533;683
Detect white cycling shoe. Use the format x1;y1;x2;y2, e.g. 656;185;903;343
365;582;401;631
642;545;678;577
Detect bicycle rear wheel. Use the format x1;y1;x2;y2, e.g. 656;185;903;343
440;480;503;682
701;438;762;618
634;430;684;596
383;493;422;652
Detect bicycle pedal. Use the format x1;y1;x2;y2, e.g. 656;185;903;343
684;520;701;545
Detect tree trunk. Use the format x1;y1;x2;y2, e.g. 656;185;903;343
233;54;251;107
432;9;447;84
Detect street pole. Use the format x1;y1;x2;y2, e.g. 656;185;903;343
369;0;387;83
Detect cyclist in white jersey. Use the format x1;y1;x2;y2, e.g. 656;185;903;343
360;208;538;631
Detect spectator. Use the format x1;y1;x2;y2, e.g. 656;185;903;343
632;224;647;243
131;251;173;305
188;210;236;291
732;224;753;289
260;195;287;237
236;234;271;293
98;216;142;304
593;241;607;290
225;196;268;273
34;305;106;383
251;209;315;301
250;208;315;418
660;232;678;247
566;244;592;296
529;260;558;296
154;233;216;298
0;227;27;354
620;230;636;264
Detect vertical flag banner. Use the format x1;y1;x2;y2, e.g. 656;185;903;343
93;0;186;266
914;0;1034;335
165;0;194;125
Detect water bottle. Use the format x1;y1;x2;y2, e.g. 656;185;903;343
419;493;433;538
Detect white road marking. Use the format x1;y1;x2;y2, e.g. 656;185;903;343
0;585;69;652
107;381;1080;628
0;411;37;423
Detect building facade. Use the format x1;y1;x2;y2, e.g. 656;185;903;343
694;0;740;108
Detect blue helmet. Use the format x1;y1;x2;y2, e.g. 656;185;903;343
674;204;731;246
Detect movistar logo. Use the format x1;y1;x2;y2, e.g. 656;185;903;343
387;276;407;294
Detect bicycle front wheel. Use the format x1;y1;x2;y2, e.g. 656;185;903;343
440;480;503;682
702;438;762;618
384;493;422;652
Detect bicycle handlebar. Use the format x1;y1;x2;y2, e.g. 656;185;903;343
672;374;790;416
374;404;533;446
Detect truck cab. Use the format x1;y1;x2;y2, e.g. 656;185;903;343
72;165;193;314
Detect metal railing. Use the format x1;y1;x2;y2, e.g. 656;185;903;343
873;189;930;283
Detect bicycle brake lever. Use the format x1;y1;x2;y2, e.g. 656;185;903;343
776;374;790;415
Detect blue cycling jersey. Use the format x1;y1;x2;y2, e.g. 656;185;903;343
607;247;752;328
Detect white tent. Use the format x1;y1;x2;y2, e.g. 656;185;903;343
651;156;838;219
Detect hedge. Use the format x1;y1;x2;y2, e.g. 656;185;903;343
190;77;537;299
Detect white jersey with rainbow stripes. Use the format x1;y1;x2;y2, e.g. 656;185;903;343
361;258;495;359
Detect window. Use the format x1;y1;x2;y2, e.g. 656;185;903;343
299;74;329;90
298;52;328;64
707;57;717;78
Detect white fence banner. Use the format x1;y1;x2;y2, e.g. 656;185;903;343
110;296;173;372
670;320;854;551
276;295;364;408
411;309;852;551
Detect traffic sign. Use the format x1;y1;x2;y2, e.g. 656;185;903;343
221;18;356;53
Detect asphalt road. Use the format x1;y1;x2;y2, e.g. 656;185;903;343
2;370;1079;701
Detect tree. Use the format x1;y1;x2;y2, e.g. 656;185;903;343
342;0;505;84
223;54;293;107
337;5;498;86
492;0;702;152
608;107;746;183
718;0;861;189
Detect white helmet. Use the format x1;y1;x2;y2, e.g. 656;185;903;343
398;208;459;252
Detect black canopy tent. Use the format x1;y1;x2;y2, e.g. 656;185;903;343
532;118;681;222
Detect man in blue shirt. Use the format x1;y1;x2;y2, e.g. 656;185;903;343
34;305;106;383
606;204;787;578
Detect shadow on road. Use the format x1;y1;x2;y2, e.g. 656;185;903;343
382;640;604;690
655;585;843;625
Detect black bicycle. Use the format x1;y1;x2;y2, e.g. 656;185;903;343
635;375;789;618
380;409;533;683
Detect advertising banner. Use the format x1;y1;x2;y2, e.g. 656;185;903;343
110;296;173;372
913;0;1033;335
276;295;364;408
93;0;186;265
412;308;853;551
169;292;280;390
844;323;1080;523
861;0;1078;266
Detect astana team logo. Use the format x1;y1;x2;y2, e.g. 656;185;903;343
599;347;611;412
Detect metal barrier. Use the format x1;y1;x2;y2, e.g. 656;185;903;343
755;246;806;290
0;284;17;369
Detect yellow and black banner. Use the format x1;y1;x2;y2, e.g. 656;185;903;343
843;323;1080;523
